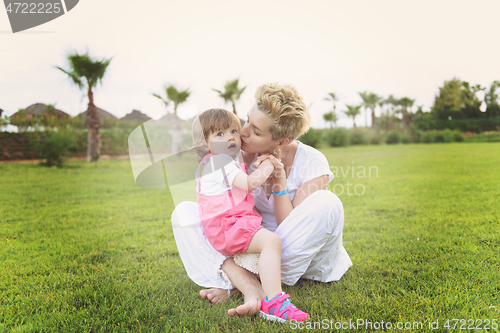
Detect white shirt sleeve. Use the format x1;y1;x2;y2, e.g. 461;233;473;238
297;142;334;185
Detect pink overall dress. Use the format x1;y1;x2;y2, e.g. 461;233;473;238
196;154;263;256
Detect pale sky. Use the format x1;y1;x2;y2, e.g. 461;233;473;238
1;0;499;129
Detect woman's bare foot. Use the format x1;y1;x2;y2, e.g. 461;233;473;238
199;288;238;304
227;286;263;316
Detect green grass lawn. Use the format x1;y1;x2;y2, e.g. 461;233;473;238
1;143;499;332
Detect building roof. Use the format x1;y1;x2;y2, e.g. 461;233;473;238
77;107;118;120
10;103;70;119
121;109;152;122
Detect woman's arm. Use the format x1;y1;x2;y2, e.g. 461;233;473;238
273;174;329;226
292;175;329;206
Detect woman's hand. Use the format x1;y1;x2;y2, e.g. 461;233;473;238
253;153;271;168
269;155;285;178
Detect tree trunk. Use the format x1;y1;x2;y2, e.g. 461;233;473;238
371;107;376;132
232;101;237;116
389;109;394;131
404;109;410;133
352;117;357;130
86;87;100;162
171;109;182;156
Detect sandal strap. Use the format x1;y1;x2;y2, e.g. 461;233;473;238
262;293;308;321
277;293;290;303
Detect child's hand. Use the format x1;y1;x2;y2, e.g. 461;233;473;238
253;153;271;168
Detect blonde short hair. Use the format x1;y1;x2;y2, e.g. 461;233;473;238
254;83;311;142
192;108;242;161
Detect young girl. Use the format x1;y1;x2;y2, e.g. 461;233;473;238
192;108;309;323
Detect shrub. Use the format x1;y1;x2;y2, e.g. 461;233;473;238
385;132;400;144
464;132;500;142
442;129;455;143
421;131;435;143
325;128;350;147
34;129;78;167
412;133;421;143
400;134;412;144
100;128;130;155
434;131;444;143
369;133;384;145
350;130;368;145
298;128;323;148
413;115;500;132
454;131;464;142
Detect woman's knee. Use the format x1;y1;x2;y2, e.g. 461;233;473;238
308;190;343;212
303;190;344;230
171;201;199;228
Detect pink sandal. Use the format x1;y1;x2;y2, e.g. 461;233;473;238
260;292;309;323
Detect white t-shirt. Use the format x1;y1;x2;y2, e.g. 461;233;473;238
247;141;334;232
197;154;245;196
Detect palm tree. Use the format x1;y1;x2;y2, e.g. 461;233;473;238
323;111;338;128
324;92;339;114
359;91;381;130
398;97;415;133
385;95;399;131
213;78;246;117
57;51;111;162
153;84;191;155
343;104;362;129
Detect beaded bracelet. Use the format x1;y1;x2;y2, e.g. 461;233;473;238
272;189;289;196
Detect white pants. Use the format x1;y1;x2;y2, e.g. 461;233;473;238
171;190;352;289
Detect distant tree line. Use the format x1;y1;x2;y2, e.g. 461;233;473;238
321;78;500;134
1;47;499;164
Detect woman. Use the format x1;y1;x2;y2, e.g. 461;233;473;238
171;83;352;316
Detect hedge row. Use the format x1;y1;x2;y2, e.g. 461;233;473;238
0;127;195;164
0;129;132;162
297;128;500;148
2;127;499;163
413;115;500;133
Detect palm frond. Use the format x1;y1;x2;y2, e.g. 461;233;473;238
58;51;111;90
152;93;170;108
67;52;112;89
56;66;84;89
163;84;191;111
214;78;247;105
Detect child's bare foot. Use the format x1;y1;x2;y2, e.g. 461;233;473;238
227;298;260;316
199;288;237;304
227;286;263;316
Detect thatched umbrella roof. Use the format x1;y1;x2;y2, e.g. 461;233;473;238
121;109;152;122
77;107;118;120
156;113;192;124
10;103;70;119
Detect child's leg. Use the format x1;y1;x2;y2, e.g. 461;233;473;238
245;229;282;299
